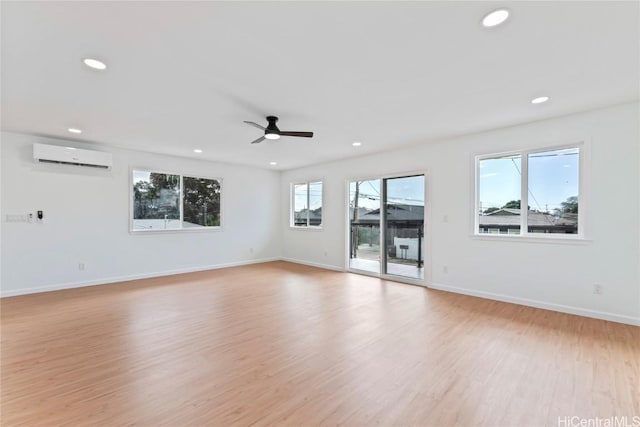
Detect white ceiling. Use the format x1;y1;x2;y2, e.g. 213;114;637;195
2;1;638;170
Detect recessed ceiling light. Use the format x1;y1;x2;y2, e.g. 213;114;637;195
531;96;550;104
269;161;277;166
83;58;107;70
68;128;82;134
352;141;362;147
65;147;77;150
193;149;203;153
482;9;509;27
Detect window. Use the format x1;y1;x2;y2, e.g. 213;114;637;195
476;145;581;237
132;170;221;231
291;181;323;227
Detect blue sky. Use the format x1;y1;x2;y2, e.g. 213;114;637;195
348;176;425;210
294;182;323;211
297;149;577;214
479;148;579;212
350;180;381;210
133;170;151;184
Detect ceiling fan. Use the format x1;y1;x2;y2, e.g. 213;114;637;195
243;116;314;144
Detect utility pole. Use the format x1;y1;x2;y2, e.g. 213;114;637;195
351;182;360;258
417;224;423;268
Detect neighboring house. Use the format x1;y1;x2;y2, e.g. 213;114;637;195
353;203;424;228
348;206;372;220
351;203;425;265
294;208;322;226
479;208;577;234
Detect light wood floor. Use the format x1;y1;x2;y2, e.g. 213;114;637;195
1;261;638;426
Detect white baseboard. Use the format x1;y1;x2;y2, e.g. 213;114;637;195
428;282;640;326
279;257;345;272
276;260;640;326
0;257;280;298
4;258;638;327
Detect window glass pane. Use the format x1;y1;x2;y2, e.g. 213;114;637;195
308;181;322;226
384;175;424;280
293;183;308;226
183;177;221;227
349;179;381;274
477;155;522;234
527;148;579;234
133;171;180;230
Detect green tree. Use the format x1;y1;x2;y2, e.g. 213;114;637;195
133;173;180;220
133;180;152;218
561;196;578;214
501;200;530;210
183;177;221;226
150;173;179;191
502;200;521;209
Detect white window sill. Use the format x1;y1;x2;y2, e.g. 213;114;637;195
130;227;224;235
470;234;591;245
289;226;323;231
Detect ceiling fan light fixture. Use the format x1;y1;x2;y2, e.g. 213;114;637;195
244;116;313;144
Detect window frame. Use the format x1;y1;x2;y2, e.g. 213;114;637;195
290;180;324;229
474;142;586;241
130;167;223;233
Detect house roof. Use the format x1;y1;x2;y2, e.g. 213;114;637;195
354;204;424;223
294;208;322;220
485;208;520;216
479;210;576;227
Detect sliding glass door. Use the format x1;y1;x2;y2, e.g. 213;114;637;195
348;174;425;281
382;175;424;280
349;179;381;274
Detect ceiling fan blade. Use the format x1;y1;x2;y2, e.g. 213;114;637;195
244;121;266;130
250;136;266;144
279;131;314;138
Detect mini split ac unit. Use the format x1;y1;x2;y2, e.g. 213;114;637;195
33;143;113;170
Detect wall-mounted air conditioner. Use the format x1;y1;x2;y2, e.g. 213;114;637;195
33;143;113;170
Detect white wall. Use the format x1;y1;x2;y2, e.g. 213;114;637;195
2;103;638;325
1;132;281;295
281;102;640;324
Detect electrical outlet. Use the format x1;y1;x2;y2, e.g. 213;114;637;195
593;284;603;295
443;265;448;273
78;263;85;271
249;247;254;254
